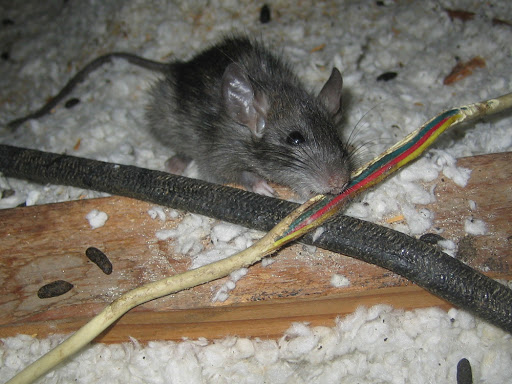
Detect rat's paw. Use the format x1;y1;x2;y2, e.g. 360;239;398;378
165;154;192;175
251;179;275;196
241;171;275;196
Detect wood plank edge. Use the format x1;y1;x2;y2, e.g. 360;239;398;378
0;285;452;343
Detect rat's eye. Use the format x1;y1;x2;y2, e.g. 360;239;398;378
286;131;306;146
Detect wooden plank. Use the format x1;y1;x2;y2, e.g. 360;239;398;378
0;152;510;342
0;286;450;343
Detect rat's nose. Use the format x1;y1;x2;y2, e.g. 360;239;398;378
327;170;350;195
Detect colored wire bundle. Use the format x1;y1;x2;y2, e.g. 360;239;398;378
275;94;512;246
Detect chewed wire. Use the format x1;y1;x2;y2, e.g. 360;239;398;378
5;94;511;384
274;94;512;247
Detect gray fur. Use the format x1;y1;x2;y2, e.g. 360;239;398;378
7;36;351;197
146;36;351;197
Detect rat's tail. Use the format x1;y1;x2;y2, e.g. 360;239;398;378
6;52;168;130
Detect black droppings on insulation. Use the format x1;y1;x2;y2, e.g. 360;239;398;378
260;4;271;24
64;97;81;109
376;71;398;81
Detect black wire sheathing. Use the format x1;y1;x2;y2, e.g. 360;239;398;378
1;144;511;333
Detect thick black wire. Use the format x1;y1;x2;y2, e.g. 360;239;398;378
1;144;511;333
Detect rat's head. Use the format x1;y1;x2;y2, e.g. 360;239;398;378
221;64;352;198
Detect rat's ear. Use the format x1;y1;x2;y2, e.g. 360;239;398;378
222;63;269;138
318;68;343;124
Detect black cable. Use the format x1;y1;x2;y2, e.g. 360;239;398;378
1;144;511;333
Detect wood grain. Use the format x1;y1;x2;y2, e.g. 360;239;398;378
0;153;510;342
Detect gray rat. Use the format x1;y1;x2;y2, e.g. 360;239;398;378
7;36;352;198
147;37;351;197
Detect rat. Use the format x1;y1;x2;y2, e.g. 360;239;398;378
6;36;352;198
